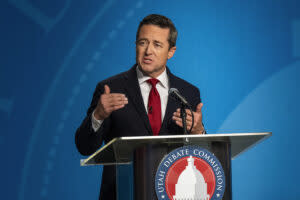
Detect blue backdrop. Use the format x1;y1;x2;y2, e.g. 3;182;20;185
1;0;299;199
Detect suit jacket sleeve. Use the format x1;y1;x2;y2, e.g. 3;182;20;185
75;82;111;156
191;87;201;111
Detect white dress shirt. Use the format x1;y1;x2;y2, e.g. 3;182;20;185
91;66;170;132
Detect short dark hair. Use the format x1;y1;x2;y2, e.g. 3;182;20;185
136;14;178;48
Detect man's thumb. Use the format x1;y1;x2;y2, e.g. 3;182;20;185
196;103;203;113
104;85;110;94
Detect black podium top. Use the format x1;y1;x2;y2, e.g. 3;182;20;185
81;132;271;166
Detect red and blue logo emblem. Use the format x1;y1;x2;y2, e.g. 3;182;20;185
155;146;225;200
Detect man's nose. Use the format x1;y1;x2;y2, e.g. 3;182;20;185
145;43;154;55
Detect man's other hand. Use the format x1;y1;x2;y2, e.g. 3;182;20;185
172;103;204;134
94;85;128;120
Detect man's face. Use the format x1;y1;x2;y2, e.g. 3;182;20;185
136;25;176;78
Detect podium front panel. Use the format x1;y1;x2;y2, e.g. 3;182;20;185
80;132;271;200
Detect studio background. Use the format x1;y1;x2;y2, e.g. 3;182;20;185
0;0;299;199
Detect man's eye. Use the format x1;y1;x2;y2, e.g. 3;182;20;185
138;41;146;46
154;43;162;48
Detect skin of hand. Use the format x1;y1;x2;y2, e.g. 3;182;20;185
94;84;128;120
172;103;205;134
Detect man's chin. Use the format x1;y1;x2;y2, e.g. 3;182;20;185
140;68;153;77
138;64;152;74
139;65;166;78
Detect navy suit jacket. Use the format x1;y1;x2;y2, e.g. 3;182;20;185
75;65;201;199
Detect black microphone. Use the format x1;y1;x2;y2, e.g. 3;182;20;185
169;88;190;106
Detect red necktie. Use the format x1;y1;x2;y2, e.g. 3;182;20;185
147;78;161;136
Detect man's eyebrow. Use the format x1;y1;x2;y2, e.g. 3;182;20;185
136;38;148;42
153;40;163;44
136;39;164;45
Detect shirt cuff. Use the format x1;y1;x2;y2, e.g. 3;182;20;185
91;110;104;132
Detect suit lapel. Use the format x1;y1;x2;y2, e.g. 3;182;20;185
123;65;153;135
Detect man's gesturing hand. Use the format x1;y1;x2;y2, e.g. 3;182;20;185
94;85;128;120
172;103;205;134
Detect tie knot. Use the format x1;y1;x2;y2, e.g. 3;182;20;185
147;78;159;87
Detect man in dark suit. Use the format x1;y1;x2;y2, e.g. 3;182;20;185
75;14;205;199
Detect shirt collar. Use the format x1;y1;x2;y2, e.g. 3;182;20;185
136;65;169;88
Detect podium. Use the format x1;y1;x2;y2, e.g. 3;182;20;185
81;132;271;200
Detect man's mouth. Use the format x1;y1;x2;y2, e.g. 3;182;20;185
143;57;153;64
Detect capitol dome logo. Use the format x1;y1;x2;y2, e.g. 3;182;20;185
155;146;225;200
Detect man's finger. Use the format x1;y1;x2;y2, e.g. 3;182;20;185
111;97;127;104
185;115;193;123
109;100;128;107
105;103;126;113
109;93;127;99
196;103;203;113
172;115;192;125
102;95;127;104
172;115;181;121
104;85;111;94
175;120;183;128
185;109;192;116
174;119;192;129
111;104;126;111
175;108;194;116
173;111;180;118
174;110;194;119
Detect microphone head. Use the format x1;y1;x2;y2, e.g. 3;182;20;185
169;88;189;106
169;88;179;94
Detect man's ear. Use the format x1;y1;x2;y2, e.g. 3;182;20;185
168;46;176;59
